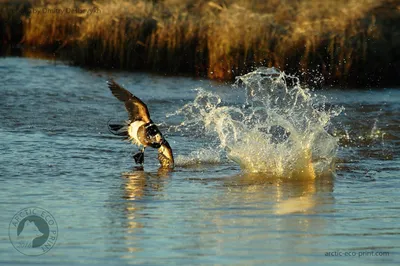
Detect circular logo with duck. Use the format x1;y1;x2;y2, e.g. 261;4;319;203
9;207;58;256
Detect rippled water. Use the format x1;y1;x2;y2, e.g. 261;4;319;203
0;57;399;265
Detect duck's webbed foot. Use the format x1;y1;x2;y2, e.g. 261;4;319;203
133;149;145;165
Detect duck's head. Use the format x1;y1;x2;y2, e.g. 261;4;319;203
158;139;174;169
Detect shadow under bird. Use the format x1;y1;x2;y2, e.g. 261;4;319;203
107;80;174;169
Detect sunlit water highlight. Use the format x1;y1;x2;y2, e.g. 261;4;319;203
0;57;399;265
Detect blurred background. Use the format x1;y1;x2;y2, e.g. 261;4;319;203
1;0;399;87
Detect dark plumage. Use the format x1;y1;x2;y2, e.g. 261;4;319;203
108;79;151;123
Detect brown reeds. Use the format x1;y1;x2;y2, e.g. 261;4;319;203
1;0;399;86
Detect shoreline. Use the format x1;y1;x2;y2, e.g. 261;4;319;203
4;51;395;91
1;0;399;88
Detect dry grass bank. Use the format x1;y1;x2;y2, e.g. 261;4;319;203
1;0;399;86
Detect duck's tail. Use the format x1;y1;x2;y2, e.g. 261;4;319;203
107;119;129;139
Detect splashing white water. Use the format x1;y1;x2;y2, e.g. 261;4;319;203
173;67;342;178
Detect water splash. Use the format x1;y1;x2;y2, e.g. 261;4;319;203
335;117;394;161
172;67;342;178
175;148;221;167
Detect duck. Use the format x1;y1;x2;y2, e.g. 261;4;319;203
107;80;174;169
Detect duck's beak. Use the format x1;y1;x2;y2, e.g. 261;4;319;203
158;139;174;169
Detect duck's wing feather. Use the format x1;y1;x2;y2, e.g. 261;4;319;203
108;79;151;123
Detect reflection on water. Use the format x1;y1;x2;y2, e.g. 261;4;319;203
213;172;335;263
106;169;171;258
122;168;171;200
106;169;335;264
225;172;334;215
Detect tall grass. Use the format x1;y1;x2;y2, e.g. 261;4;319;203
1;0;399;86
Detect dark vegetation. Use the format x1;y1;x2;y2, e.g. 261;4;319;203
1;0;399;87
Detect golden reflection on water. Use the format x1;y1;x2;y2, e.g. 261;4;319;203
200;171;335;263
122;167;172;200
114;166;333;262
113;167;171;258
225;170;334;214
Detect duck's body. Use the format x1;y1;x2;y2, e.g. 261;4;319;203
128;121;163;148
107;80;174;168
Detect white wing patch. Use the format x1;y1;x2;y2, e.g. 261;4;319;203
128;121;146;146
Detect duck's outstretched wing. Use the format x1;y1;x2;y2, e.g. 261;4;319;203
107;79;151;123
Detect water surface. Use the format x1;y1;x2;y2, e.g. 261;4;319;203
0;58;399;265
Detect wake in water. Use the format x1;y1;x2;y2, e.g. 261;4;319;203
171;67;342;178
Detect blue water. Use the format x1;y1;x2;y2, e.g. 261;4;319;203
0;57;399;265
